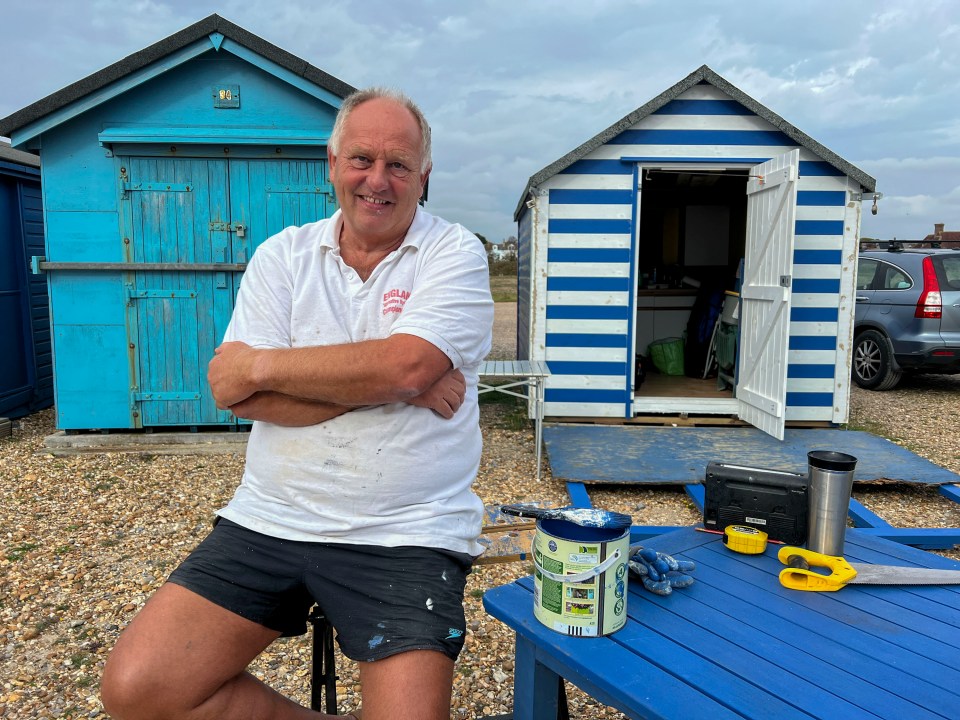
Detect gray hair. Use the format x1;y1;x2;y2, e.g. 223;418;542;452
329;87;432;173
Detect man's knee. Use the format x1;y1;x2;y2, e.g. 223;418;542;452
100;650;158;720
100;638;189;720
99;582;282;720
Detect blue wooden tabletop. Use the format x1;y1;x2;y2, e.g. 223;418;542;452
483;527;960;720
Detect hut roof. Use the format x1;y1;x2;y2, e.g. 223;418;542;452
0;14;356;142
0;140;40;168
515;64;876;219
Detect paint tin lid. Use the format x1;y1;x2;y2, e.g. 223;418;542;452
537;518;629;543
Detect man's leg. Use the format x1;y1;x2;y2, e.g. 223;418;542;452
357;650;454;720
101;582;327;720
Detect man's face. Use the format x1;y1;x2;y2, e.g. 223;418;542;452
328;97;430;248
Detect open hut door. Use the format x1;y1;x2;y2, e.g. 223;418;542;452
736;150;799;440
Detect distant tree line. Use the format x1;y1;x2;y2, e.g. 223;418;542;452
474;232;518;276
489;258;517;276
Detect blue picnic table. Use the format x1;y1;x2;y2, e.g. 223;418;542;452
483;526;960;720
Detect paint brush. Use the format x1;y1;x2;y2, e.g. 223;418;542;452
499;504;632;530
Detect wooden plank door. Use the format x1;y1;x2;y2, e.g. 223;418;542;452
737;150;799;440
224;158;335;425
228;158;335;267
123;156;335;428
125;157;233;426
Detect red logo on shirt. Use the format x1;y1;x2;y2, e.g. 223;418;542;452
383;288;410;315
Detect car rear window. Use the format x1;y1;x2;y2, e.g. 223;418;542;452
937;256;960;290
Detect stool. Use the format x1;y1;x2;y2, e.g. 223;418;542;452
310;604;569;719
308;607;338;714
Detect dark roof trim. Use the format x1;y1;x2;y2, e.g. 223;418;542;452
0;14;356;139
514;64;876;219
0;140;40;168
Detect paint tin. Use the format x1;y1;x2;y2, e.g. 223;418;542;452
532;518;629;637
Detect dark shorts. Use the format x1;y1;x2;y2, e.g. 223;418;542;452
167;518;473;662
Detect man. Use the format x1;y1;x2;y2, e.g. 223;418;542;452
101;88;494;720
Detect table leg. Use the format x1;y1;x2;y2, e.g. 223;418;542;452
513;635;567;720
534;377;544;481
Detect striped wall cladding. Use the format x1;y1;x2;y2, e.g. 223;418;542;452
538;83;853;420
517;209;533;362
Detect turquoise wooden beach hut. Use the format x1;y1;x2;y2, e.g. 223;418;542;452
514;65;879;440
0;15;355;430
0;141;51;418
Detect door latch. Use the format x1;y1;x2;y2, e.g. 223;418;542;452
209;221;246;237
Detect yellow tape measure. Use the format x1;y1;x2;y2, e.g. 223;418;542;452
723;525;768;554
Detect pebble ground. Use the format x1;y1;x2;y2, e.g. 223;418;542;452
2;303;960;718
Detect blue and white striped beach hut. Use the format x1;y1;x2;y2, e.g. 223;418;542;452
514;65;877;439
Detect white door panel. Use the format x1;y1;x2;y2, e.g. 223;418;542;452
737;150;799;440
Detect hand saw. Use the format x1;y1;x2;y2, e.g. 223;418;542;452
777;546;960;592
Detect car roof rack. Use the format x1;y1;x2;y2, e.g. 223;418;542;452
859;238;944;252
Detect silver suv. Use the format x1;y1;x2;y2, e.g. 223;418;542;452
853;244;960;390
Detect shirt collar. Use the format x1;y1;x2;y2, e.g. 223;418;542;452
319;207;425;253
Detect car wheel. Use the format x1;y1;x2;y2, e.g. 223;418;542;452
853;330;902;390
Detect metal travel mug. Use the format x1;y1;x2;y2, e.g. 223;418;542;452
806;450;858;557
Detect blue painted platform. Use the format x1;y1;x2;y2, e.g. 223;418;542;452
543;425;960;486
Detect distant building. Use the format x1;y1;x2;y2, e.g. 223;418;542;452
490;238;517;261
921;223;960;248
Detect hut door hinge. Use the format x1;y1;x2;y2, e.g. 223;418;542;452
780;275;792;288
132;391;202;401
126;288;198;300
121;180;193;198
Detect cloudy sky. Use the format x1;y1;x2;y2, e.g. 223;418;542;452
2;0;958;243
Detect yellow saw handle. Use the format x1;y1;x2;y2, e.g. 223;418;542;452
777;546;858;592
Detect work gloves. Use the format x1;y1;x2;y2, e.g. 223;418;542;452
628;545;696;596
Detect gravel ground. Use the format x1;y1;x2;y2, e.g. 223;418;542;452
2;303;960;719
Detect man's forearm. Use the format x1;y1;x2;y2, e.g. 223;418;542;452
209;334;451;409
228;392;353;426
256;340;429;403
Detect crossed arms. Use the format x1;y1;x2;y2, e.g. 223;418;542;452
207;332;466;426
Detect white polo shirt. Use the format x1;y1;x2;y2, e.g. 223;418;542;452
217;208;494;556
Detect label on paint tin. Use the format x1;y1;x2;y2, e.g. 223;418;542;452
534;547;565;614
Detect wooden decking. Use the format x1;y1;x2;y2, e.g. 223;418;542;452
636;372;733;399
